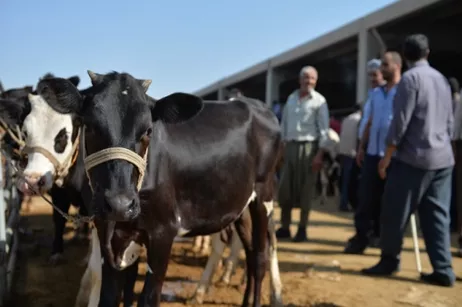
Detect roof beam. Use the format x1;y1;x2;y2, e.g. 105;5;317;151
193;0;445;97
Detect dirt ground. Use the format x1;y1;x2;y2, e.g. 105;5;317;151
7;195;462;307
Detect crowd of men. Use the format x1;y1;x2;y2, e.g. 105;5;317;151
273;33;460;288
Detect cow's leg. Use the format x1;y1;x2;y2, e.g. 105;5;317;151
234;207;255;307
267;214;283;307
50;188;71;265
80;232;93;266
218;228;242;286
137;232;175;307
200;235;211;256
75;227;102;307
320;169;328;205
248;183;270;307
122;259;140;307
76;205;91;241
192;236;203;253
98;257;125;307
189;233;226;304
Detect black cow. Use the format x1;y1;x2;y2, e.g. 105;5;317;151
26;71;283;307
0;75;140;307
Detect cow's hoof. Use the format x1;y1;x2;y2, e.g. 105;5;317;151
48;253;64;265
187;292;204;305
215;277;231;288
270;294;284;307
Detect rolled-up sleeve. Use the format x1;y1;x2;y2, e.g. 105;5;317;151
317;100;330;149
386;76;417;146
358;97;372;139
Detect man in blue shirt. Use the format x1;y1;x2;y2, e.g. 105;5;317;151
362;34;456;287
344;51;402;254
358;59;385;139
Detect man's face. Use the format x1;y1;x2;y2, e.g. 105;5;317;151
368;70;383;88
299;70;317;93
380;53;396;81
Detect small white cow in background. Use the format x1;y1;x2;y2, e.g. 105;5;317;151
318;128;340;205
191;235;212;255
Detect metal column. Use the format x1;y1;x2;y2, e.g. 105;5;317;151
356;23;368;105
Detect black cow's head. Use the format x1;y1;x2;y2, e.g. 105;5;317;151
37;71;203;221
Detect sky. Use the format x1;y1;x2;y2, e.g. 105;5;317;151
1;0;397;98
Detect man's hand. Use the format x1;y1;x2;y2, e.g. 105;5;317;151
312;151;324;172
356;147;365;167
378;156;391;179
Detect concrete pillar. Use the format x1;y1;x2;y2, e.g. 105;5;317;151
265;64;283;107
217;86;225;101
356;25;387;105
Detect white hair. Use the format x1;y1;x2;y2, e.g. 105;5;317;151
299;66;318;78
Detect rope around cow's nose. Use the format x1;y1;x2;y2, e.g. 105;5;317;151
1;148;94;226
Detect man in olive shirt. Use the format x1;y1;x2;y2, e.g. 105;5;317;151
362;34;456;287
276;66;330;242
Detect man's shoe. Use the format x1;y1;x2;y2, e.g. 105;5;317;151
344;235;367;254
275;227;291;239
292;227;308;242
361;258;400;276
369;236;380;248
420;272;455;287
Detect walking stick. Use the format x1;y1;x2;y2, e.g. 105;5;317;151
410;213;422;273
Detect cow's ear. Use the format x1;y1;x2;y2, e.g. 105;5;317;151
67;76;80;88
0;98;29;126
36;77;83;114
151;92;203;124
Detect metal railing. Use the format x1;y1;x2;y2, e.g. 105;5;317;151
0;142;22;306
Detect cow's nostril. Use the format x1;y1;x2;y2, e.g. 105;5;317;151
127;200;136;212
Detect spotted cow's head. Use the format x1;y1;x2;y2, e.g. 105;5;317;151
0;76;82;194
36;71;203;221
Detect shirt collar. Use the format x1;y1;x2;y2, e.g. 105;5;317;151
409;59;429;68
294;89;314;100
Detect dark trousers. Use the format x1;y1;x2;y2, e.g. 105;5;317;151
339;155;359;210
453;140;462;248
279;141;318;229
354;154;387;240
380;160;455;279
